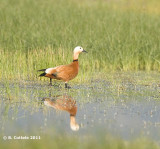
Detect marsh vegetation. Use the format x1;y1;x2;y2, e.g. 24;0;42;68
0;0;160;80
0;0;160;148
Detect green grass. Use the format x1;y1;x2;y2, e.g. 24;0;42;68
0;0;160;81
0;134;159;149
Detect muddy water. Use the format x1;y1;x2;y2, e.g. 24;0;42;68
0;79;160;143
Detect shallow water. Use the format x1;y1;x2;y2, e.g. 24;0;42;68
0;77;160;143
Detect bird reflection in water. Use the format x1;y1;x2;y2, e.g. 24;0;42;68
43;95;79;131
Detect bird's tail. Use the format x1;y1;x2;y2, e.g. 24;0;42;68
37;69;46;72
39;72;46;77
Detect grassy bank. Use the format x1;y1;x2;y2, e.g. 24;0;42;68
0;134;159;149
0;0;160;81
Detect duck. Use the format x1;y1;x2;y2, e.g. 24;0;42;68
38;46;87;88
43;95;79;131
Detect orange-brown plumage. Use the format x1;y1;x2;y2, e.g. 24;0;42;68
44;95;77;116
43;95;79;131
45;61;79;82
38;46;87;88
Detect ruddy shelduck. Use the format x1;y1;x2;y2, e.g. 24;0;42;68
43;95;79;131
38;46;87;88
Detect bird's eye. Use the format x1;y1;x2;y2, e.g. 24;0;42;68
80;48;81;49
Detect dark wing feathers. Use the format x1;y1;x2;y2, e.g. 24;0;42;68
39;72;46;77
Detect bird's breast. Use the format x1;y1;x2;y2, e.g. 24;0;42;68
67;62;79;81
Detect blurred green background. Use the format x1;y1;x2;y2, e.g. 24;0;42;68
0;0;160;81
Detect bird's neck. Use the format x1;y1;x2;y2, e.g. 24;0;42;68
73;52;79;60
70;115;76;125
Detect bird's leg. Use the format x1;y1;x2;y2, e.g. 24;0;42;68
65;82;71;89
65;83;67;88
49;78;52;86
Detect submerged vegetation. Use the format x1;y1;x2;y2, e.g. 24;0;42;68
1;75;160;148
0;134;159;149
0;0;160;81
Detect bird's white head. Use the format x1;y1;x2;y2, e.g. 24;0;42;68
74;46;87;54
70;123;80;131
73;46;87;60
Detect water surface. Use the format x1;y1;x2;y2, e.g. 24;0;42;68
0;75;160;143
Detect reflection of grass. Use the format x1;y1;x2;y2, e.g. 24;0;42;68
0;134;159;149
0;73;160;147
0;0;160;80
0;72;159;117
5;83;11;100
